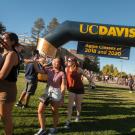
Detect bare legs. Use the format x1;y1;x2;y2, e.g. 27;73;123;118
67;92;83;121
37;101;59;130
17;91;30;107
0;102;14;135
37;102;46;129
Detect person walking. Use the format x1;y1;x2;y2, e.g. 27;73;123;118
128;75;134;93
64;57;91;129
34;57;66;135
15;50;40;108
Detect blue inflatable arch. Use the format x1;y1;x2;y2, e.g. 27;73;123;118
44;20;135;48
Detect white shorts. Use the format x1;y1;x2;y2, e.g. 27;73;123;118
39;85;62;103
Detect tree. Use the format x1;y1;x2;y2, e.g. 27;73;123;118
31;17;60;42
108;64;114;76
31;18;45;46
113;67;119;77
92;57;100;72
0;22;6;34
83;57;91;70
102;64;110;75
83;56;100;72
41;18;60;37
47;18;60;33
101;64;124;77
119;71;127;77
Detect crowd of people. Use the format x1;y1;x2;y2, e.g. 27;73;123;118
0;32;93;135
1;32;134;135
101;74;135;93
1;31;135;135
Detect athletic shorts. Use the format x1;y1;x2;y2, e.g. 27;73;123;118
0;80;17;103
39;85;62;103
23;79;38;95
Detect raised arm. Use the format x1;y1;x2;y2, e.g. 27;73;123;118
33;61;45;74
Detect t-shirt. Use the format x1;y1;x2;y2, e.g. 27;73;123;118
44;67;65;88
25;63;38;82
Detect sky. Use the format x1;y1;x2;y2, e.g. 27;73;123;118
1;0;135;74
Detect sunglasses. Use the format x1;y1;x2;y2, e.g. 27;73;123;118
68;59;72;62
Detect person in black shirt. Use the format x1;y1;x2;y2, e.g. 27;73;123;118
0;32;20;135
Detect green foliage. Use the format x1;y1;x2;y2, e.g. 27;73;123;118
47;17;60;33
83;57;100;72
101;64;125;77
31;18;45;45
41;17;60;37
118;71;127;77
113;67;119;77
31;17;60;45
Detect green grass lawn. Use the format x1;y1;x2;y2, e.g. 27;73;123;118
1;73;135;135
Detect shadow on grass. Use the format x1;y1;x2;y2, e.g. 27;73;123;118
12;85;135;135
94;85;129;91
58;85;135;134
59;117;135;134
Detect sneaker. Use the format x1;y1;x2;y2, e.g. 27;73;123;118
21;104;28;109
48;128;57;135
64;120;71;129
15;101;22;107
74;116;80;122
34;128;47;135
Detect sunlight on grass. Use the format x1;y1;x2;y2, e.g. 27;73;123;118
1;73;135;135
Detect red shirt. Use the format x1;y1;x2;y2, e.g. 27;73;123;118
66;67;84;94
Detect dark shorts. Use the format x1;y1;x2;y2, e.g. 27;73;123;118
23;79;38;95
0;80;17;103
68;87;84;94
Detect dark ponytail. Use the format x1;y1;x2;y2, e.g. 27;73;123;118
3;32;19;47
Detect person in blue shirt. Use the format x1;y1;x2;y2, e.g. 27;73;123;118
15;49;40;108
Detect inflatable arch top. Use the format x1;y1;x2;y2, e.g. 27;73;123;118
37;20;135;57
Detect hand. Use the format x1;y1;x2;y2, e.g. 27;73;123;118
38;58;46;64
